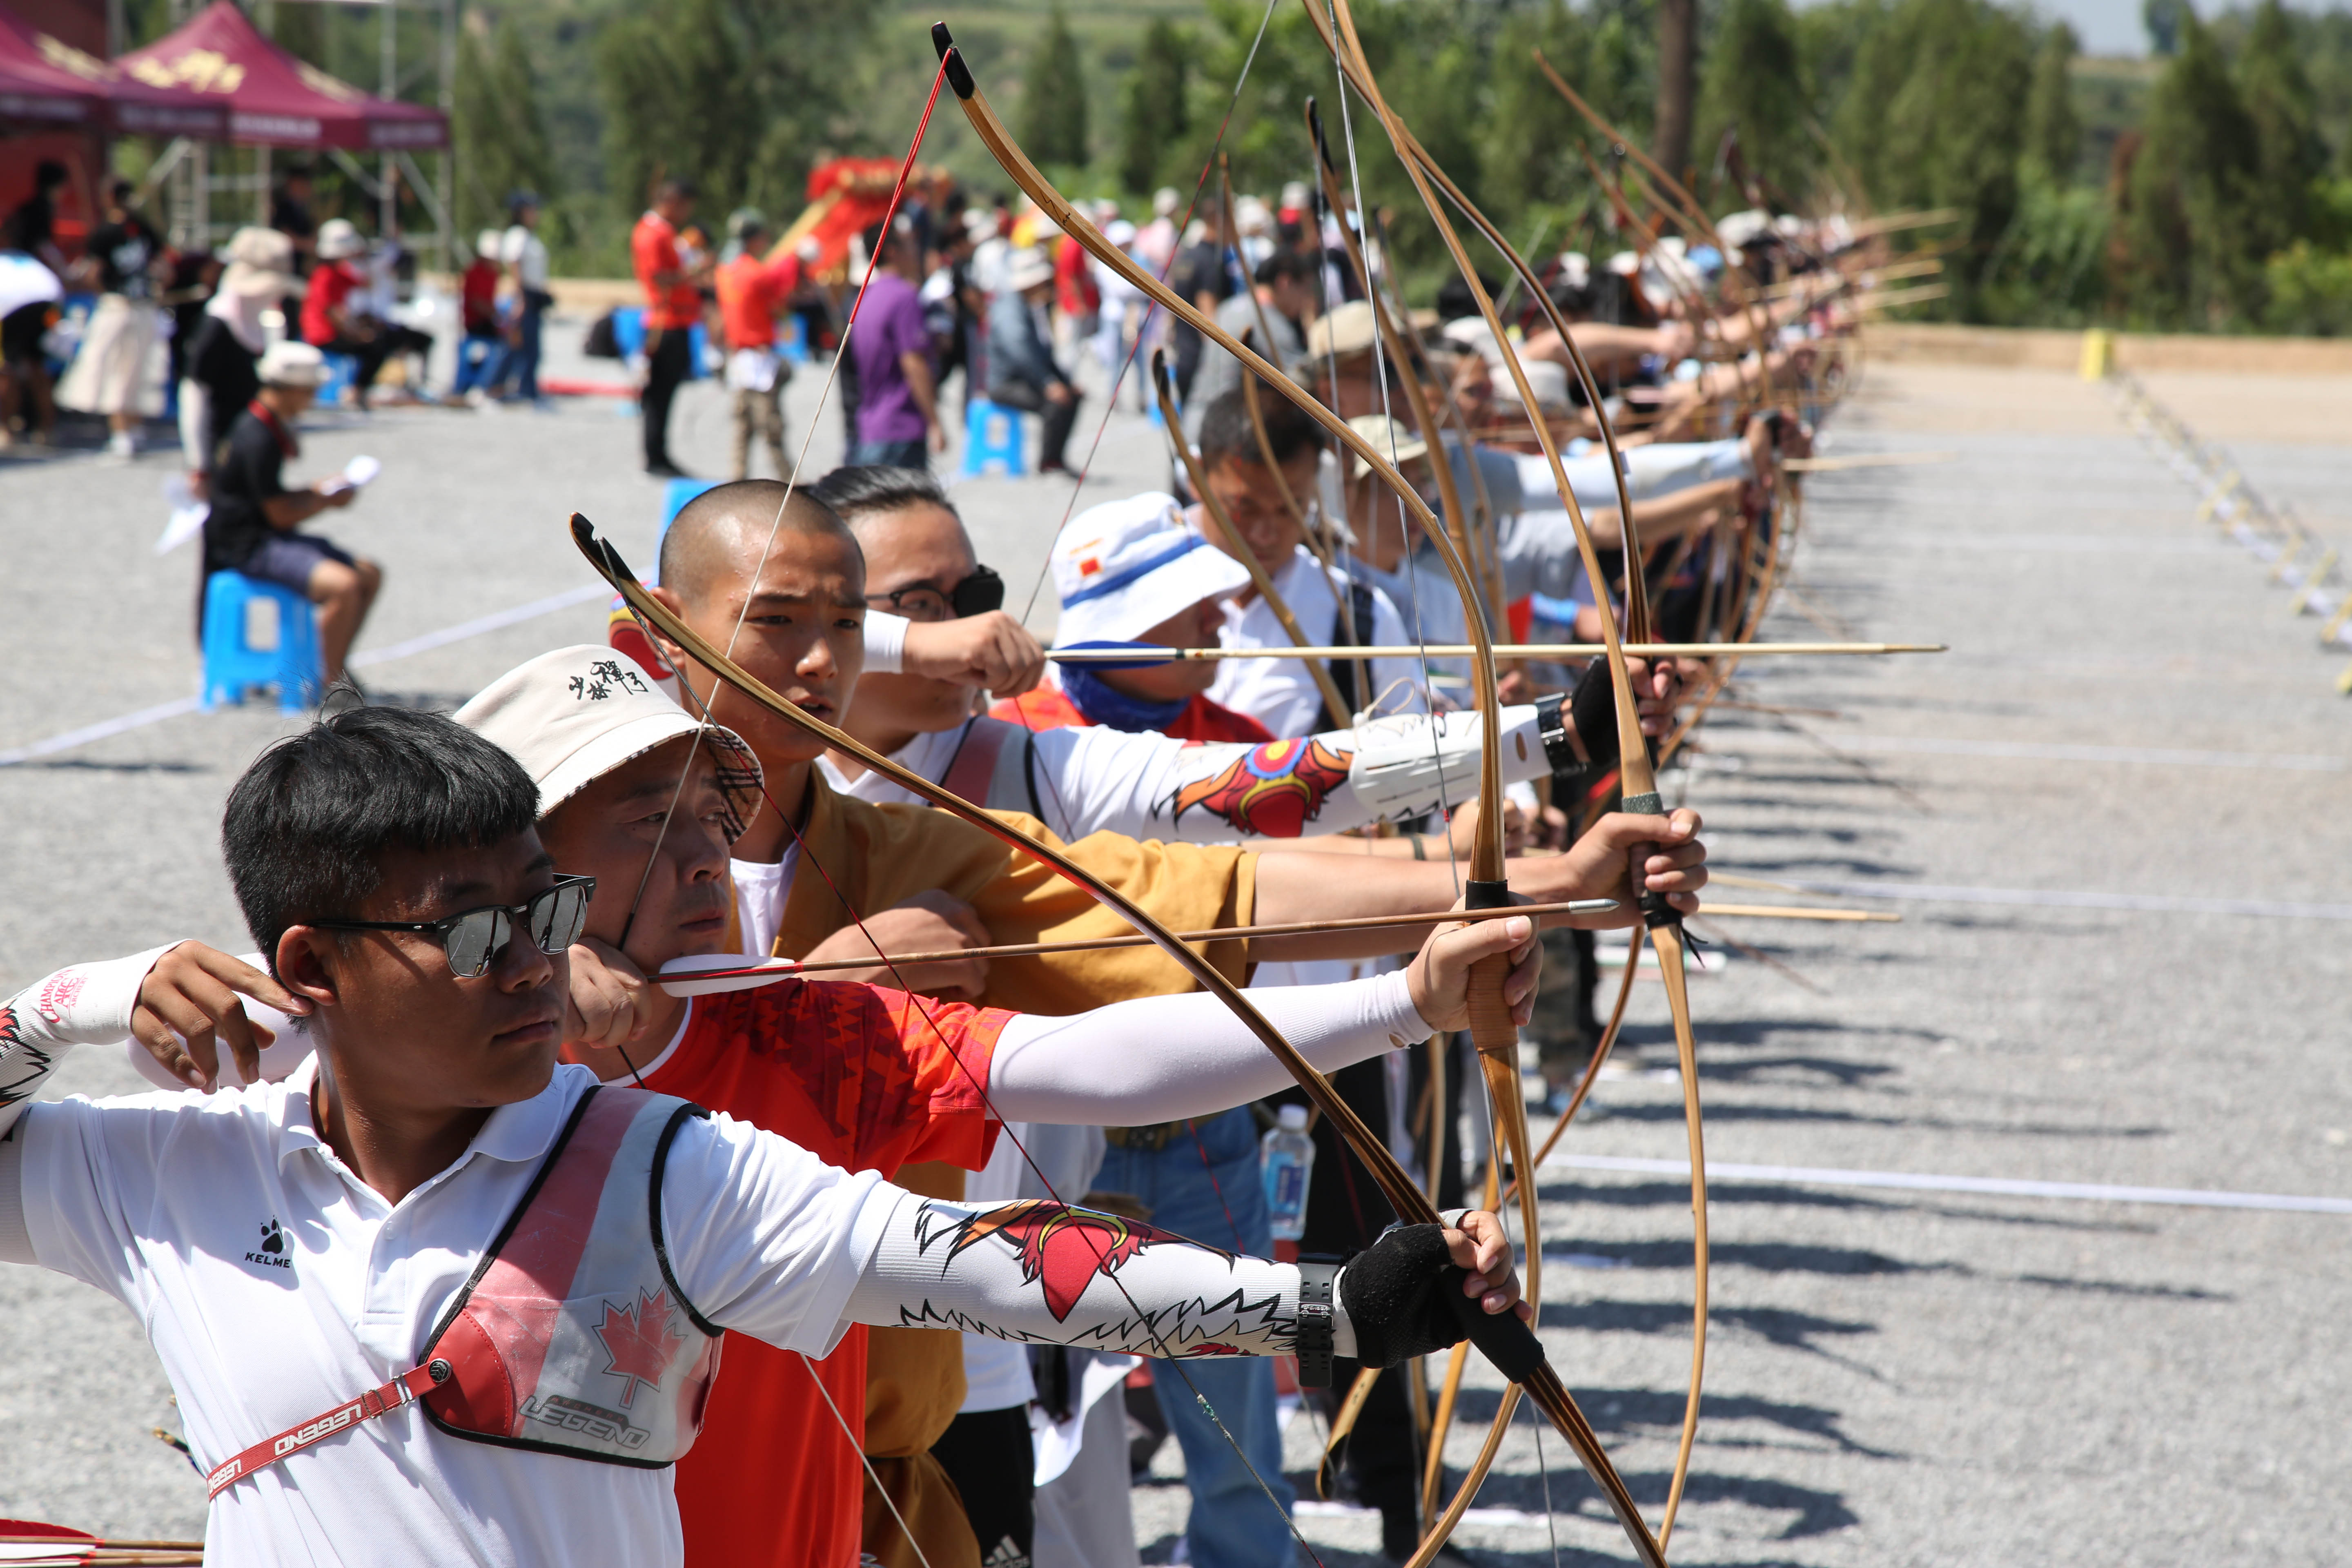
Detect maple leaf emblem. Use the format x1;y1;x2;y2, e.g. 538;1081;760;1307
943;1198;1174;1322
595;1287;684;1408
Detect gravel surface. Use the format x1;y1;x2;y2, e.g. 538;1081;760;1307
3;339;2345;1563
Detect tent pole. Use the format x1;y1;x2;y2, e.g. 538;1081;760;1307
438;0;454;274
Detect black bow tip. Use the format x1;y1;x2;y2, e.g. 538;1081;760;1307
930;26;976;98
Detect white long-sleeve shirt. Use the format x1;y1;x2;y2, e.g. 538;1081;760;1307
1208;545;1428;736
3;952;1417;1565
821;703;1557;844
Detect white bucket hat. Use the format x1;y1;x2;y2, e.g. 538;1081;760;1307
454;645;766;841
1003;247;1055;293
316;218;367;261
256;340;327;388
1049;494;1253;647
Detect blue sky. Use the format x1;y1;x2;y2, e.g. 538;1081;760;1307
1792;0;2352;56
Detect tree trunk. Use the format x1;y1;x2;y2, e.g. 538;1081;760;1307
1653;0;1697;185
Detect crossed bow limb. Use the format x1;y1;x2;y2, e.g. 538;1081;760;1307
929;21;1680;1565
1294;0;1713;1548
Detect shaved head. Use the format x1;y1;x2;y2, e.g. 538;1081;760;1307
659;481;862;607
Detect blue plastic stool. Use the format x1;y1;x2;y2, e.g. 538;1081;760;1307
201;572;321;713
316;352;360;408
960;398;1027;478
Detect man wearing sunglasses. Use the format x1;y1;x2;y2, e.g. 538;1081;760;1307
2;701;1541;1568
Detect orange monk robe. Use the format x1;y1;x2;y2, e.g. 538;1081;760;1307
697;768;1261;1568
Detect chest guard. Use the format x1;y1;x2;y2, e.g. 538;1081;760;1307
419;1086;724;1467
943;715;1041;817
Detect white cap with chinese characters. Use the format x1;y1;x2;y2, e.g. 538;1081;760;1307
453;645;765;841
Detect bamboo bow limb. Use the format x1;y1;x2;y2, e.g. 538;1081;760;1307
1310;2;1715;1549
920;31;1665;1565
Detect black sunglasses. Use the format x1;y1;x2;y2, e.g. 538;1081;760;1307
868;564;1005;622
310;875;597;978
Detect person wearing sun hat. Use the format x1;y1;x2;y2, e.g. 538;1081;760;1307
438;640;1550;1568
178;226;298;494
989;491;1271;743
985;245;1083;473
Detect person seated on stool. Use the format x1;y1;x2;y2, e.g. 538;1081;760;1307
201;341;381;689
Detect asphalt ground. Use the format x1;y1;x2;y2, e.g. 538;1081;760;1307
3;335;2348;1564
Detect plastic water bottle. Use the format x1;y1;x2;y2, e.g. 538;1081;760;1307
1261;1105;1316;1242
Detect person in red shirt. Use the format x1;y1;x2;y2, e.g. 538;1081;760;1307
632;176;712;478
442;643;1550;1568
713;209;809;483
992;493;1274;744
449;229;506;401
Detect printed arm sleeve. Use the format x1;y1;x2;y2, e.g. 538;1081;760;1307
1058;706;1547;844
840;1185;1360;1360
0;945;177;1140
984;968;1430;1125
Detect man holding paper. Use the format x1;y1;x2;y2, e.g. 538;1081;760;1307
200;340;384;686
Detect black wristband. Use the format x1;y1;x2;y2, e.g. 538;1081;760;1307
1567;659;1623;770
1295;1257;1340;1388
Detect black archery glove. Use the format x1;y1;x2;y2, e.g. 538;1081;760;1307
1340;1223;1463;1368
1342;1222;1551;1379
1536;659;1624;790
1568;657;1622;768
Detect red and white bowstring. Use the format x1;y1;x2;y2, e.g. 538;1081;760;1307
1010;0;1290;624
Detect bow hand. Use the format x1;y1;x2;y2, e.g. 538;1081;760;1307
1341;1215;1533;1372
1406;911;1542;1033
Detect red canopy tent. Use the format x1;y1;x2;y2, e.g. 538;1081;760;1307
116;0;443;150
0;0;225;136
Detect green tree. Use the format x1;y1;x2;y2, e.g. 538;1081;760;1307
1118;20;1192;195
595;0;869;233
454;20;558;249
1695;0;1811;208
2236;0;2326;251
1832;0;2034;311
2021;22;2080;183
1021;6;1090;170
2113;12;2265;326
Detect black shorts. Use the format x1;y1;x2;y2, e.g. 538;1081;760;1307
1;302;49;365
241;532;357;594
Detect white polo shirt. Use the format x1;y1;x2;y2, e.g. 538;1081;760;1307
7;1052;891;1565
1208;545;1426;735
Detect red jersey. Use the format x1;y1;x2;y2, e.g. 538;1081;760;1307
1054;233;1100;319
632;210;703;332
299;259;361;346
459;258;499;335
716;249;803;350
637;978;1009;1568
990;681;1274;744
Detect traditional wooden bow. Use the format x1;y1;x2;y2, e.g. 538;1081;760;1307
928;22;1670;1566
1300;0;1713;1548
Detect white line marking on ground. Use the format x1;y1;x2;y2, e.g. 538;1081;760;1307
1779;878;2352;921
1715;730;2348;773
1541;1153;2352;1214
0;583;608;767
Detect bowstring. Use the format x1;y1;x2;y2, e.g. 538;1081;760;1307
1014;0;1289;625
1315;23;1462;903
630;607;1330;1568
